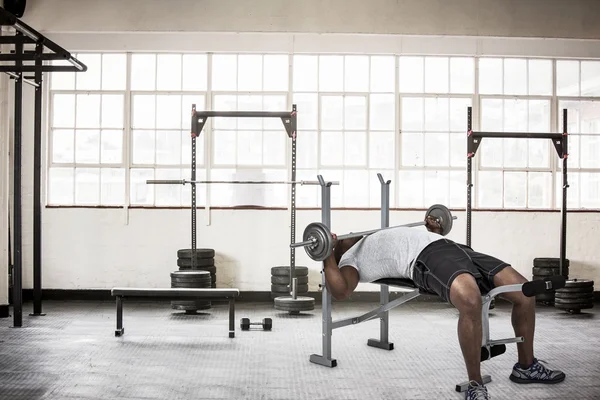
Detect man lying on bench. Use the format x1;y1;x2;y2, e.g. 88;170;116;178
323;216;566;400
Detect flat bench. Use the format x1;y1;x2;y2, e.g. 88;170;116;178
110;287;240;338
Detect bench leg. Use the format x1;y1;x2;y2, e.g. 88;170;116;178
115;295;125;337
229;299;235;338
368;285;394;350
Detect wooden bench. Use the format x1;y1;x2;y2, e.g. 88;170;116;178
110;287;240;338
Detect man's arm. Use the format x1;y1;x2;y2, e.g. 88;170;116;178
323;252;359;301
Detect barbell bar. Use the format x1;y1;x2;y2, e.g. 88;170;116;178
290;204;456;261
146;179;340;186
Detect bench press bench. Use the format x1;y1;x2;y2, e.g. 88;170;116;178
110;288;240;338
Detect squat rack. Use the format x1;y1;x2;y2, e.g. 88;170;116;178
0;7;86;327
466;106;569;275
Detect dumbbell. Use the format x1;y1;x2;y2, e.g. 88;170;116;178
240;317;272;331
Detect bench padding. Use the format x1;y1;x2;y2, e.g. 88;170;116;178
111;287;239;298
372;278;418;289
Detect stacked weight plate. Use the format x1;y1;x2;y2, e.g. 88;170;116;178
170;270;212;313
177;249;216;288
271;266;309;299
532;258;569;305
554;279;595;314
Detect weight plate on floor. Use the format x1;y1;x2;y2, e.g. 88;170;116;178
563;279;594;289
273;296;315;312
555;287;593;294
172;282;211;288
554;302;594;310
271;266;309;277
170;270;211;278
425;204;453;236
271;284;309;293
555;292;594;301
177;258;214;268
271;275;309;285
554;297;594;304
532;267;569;277
171;300;211;311
533;258;570;268
178;265;217;274
177;248;215;259
171;277;213;284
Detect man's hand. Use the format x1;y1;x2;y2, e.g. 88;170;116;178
331;233;338;250
425;216;443;234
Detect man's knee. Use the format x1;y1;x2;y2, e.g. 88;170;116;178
449;273;482;313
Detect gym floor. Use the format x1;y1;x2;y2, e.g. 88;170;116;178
1;298;598;400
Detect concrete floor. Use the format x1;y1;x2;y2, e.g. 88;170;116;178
0;298;599;400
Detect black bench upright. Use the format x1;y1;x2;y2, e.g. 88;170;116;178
110;287;240;338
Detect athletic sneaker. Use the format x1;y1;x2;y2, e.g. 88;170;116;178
465;381;490;400
510;358;566;384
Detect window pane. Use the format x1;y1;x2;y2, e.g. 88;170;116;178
449;171;466;208
581;61;600;96
580;172;600;208
75;168;100;205
296;169;319;207
528;59;552;96
319;55;343;92
157;54;182;91
102;54;126;90
479;58;502;95
100;130;122;164
293;55;318;91
75;130;100;164
580;136;600;168
503;138;528;168
238;55;263;91
370;56;395;92
557;60;579;96
344;56;369;92
568;135;580;168
263;55;289;91
132;95;156;129
344;96;367;130
478;171;502;208
450;98;471;132
101;95;124;129
100;168;125;205
297;131;318;168
237;131;262;165
182;54;208;91
156;95;181;129
528;172;552;209
131;54;156;91
480;138;503;168
528;139;549;169
76;54;101;90
48;168;74;205
212;54;237;91
579;101;600;133
424;97;449;131
425;57;449;93
76;94;100;129
320;131;343;166
321;96;343;130
399;56;423;93
450;133;466;167
481;98;502;131
398;170;423;207
156;130;182;165
263;130;286;166
504;172;527;208
130;168;155;205
424;133;449;167
504;99;528;133
503;58;527;95
237;95;263;130
401;132;423;167
556;172;579;209
370;94;395;130
51;68;74;90
369;131;395;169
212;95;237;130
132;130;155;164
529;100;550;132
424;170;449;206
155;169;182;206
52;129;74;163
293;93;318;130
213;130;237;165
263;94;287;130
401;97;424;131
343;170;369;207
344;131;366;166
450;57;474;94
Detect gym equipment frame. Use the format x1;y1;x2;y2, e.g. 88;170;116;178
0;6;87;327
310;173;564;393
466;106;570;277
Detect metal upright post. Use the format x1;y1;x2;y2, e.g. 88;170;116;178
289;104;297;299
310;175;337;367
560;109;569;277
191;105;197;263
466;107;473;247
12;32;23;328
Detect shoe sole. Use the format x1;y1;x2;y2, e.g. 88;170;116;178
509;374;566;384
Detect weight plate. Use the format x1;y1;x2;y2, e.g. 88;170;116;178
273;296;315;312
555;287;593;294
554;302;594;310
303;222;332;261
171;277;213;284
271;276;309;285
271;266;309;277
535;292;555;300
425;204;453;236
555;292;594;301
533;258;570;268
170;270;211;278
177;248;215;259
172;282;211;288
532;267;569;277
554;297;594;305
271;284;309;293
177;258;214;268
564;279;594;289
178;266;217;275
271;292;307;299
171;300;211;311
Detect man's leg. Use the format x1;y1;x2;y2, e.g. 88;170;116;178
449;273;485;384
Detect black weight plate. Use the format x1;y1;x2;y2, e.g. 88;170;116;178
271;284;309;293
273;296;315;312
170;270;211;278
532;267;569;276
171;282;211;288
271;276;309;285
270;292;307;299
535;292;555;300
564;279;594;289
271;266;309;277
555;302;594;310
555;297;594;304
303;222;332;261
171;277;213;285
555;287;593;294
425;204;453;236
555;292;594;301
263;318;272;330
178;265;217;274
533;258;570;268
171;300;211;310
177;248;215;259
177;258;214;268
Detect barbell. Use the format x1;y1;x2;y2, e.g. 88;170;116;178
290;204;456;261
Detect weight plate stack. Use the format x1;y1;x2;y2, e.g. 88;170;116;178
554;279;595;314
177;248;216;288
271;266;309;299
532;258;570;305
170;270;212;313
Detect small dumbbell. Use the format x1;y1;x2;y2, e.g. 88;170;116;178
240;317;272;331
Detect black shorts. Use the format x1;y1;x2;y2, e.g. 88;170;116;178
411;238;511;304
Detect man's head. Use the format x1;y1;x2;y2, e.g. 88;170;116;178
333;236;363;265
